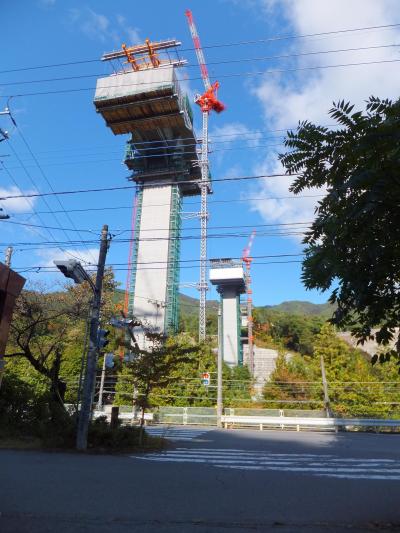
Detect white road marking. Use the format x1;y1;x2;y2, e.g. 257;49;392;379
144;427;212;442
131;447;400;480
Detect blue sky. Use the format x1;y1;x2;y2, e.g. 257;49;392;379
1;0;400;306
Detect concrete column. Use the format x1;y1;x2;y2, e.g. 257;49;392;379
131;185;172;348
220;287;240;366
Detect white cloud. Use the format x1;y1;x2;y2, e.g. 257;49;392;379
248;158;323;234
116;15;141;45
69;8;142;45
210;122;262;164
249;0;400;231
37;247;99;268
0;186;37;214
211;122;262;148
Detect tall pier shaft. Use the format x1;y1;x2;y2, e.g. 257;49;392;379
94;63;200;347
210;259;246;366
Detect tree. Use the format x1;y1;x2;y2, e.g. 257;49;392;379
5;270;119;417
254;308;323;355
5;286;87;417
115;327;199;442
280;97;400;362
263;324;398;417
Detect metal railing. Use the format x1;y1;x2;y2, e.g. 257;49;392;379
91;405;400;432
221;415;400;432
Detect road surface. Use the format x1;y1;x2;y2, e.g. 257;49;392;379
1;427;400;532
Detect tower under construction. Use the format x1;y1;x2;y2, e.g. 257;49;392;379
94;39;201;347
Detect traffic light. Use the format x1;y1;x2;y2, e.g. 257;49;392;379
53;259;90;284
97;328;110;350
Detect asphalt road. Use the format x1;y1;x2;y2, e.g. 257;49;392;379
1;427;400;532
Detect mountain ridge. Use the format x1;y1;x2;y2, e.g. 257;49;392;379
115;289;333;317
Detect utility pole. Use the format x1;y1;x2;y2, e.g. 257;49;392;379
76;224;110;450
4;246;12;267
217;304;223;428
320;355;333;418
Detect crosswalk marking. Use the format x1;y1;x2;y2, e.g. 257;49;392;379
132;447;400;480
144;426;211;442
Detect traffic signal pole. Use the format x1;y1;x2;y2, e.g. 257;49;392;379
76;224;110;450
217;304;223;428
97;353;107;411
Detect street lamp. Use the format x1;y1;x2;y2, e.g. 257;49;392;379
54;259;95;293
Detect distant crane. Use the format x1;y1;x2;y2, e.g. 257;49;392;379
243;230;256;375
185;9;225;341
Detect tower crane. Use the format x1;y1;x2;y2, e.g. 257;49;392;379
243;230;256;375
185;9;225;341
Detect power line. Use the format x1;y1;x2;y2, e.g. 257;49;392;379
5;126;336;156
0;172;300;201
9;194;323;217
0;229;306;248
2;147;95;264
0;218;310;234
2;142;284;171
2;21;399;74
9;112;97;263
2;252;303;265
13;259;303;274
0;161;74;256
4;58;400;98
3;135;285;160
3;42;399;87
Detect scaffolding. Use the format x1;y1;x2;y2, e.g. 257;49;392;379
165;185;182;333
127;188;143;317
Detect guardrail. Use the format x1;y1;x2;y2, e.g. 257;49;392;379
221;415;400;432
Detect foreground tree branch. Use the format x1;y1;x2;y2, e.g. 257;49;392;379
280;96;400;366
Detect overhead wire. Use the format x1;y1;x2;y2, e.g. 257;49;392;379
13;259;303;274
1;21;399;74
2;142;285;171
2;42;400;87
0;172;302;201
0;228;307;248
1;155;96;264
8;193;324;217
3;58;400;98
0;218;311;234
3;126;335;157
0;161;74;255
8;104;98;264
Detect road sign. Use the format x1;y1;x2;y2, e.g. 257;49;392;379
201;372;210;386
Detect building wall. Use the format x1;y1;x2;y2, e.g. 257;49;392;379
243;344;279;397
222;288;240;366
131;185;172;348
